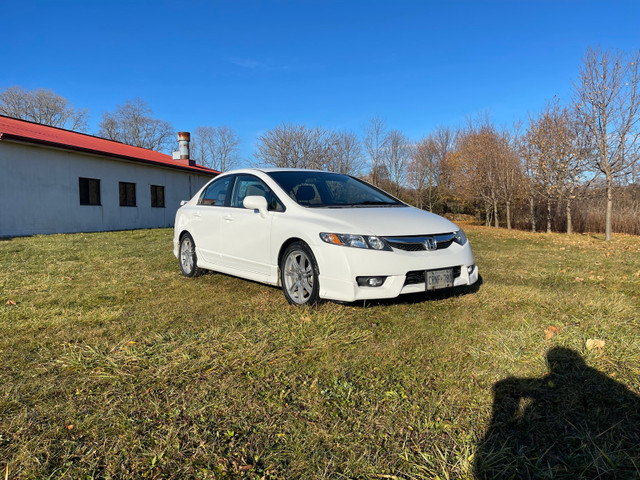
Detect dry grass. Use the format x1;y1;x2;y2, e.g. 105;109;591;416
1;227;639;479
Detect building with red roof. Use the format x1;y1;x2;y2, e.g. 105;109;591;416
0;115;219;236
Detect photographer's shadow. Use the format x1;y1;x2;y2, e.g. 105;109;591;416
475;347;640;479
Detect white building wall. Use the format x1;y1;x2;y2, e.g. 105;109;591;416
0;140;215;237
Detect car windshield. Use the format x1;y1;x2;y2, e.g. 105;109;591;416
266;171;405;208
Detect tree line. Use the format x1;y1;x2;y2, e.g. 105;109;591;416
2;47;638;239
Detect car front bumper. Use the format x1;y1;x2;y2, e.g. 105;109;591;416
312;241;478;302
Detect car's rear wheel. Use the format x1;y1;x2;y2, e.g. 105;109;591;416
179;233;204;277
280;242;319;306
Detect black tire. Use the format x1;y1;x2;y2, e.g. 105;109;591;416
179;232;204;278
280;241;320;306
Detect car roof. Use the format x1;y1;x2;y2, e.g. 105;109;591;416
221;167;345;175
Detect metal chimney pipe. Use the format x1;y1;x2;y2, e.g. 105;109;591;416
177;132;190;160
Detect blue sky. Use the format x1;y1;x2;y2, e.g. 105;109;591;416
3;0;639;163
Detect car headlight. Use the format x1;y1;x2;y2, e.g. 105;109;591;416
453;229;468;246
319;233;391;251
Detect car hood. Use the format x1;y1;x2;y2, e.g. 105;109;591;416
304;206;460;236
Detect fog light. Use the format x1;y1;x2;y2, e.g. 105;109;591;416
356;276;387;287
467;264;475;275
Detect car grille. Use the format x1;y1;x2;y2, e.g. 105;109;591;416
384;233;456;252
404;266;461;286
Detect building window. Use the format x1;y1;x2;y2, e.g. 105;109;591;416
151;185;165;208
79;177;101;205
119;182;136;207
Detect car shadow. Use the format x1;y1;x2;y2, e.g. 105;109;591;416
474;347;640;479
344;275;483;308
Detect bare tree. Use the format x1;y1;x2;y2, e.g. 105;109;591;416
328;130;364;175
255;123;334;170
191;126;240;172
525;106;562;233
0;86;88;131
99;99;175;152
520;130;539;232
453;119;505;227
407;136;440;210
383;129;411;197
497;127;525;230
363;116;388;186
560;111;590;234
525;100;589;234
433;125;457;193
572;47;640;240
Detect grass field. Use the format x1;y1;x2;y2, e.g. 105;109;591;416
1;226;639;479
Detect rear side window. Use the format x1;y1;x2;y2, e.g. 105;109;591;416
198;176;232;206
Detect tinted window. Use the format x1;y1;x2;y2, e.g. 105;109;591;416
266;171;403;208
198;176;232;206
230;175;284;212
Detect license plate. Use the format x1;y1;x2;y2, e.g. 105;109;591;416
426;268;453;291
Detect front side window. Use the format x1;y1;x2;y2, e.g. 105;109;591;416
79;177;101;205
198;176;232;206
119;182;136;207
151;185;165;208
230;174;285;212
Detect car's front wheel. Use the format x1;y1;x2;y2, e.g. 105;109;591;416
280;242;319;306
179;232;204;277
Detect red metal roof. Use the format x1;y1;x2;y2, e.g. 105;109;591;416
0;115;219;175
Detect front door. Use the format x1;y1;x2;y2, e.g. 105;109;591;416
220;174;276;276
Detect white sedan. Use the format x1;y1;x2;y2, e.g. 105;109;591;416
173;168;479;305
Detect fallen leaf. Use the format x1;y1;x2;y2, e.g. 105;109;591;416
5;300;16;306
575;277;584;282
66;424;74;430
544;325;561;340
586;339;605;351
300;316;311;323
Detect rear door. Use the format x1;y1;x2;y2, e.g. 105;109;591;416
188;175;233;266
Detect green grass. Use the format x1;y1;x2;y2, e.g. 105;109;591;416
1;227;639;479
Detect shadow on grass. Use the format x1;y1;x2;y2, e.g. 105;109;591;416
474;347;640;479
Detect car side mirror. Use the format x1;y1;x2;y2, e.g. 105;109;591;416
180;200;188;206
243;195;268;218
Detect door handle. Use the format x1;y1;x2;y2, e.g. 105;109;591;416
223;215;234;222
193;212;202;218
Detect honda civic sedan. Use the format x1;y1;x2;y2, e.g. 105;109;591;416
173;168;479;305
